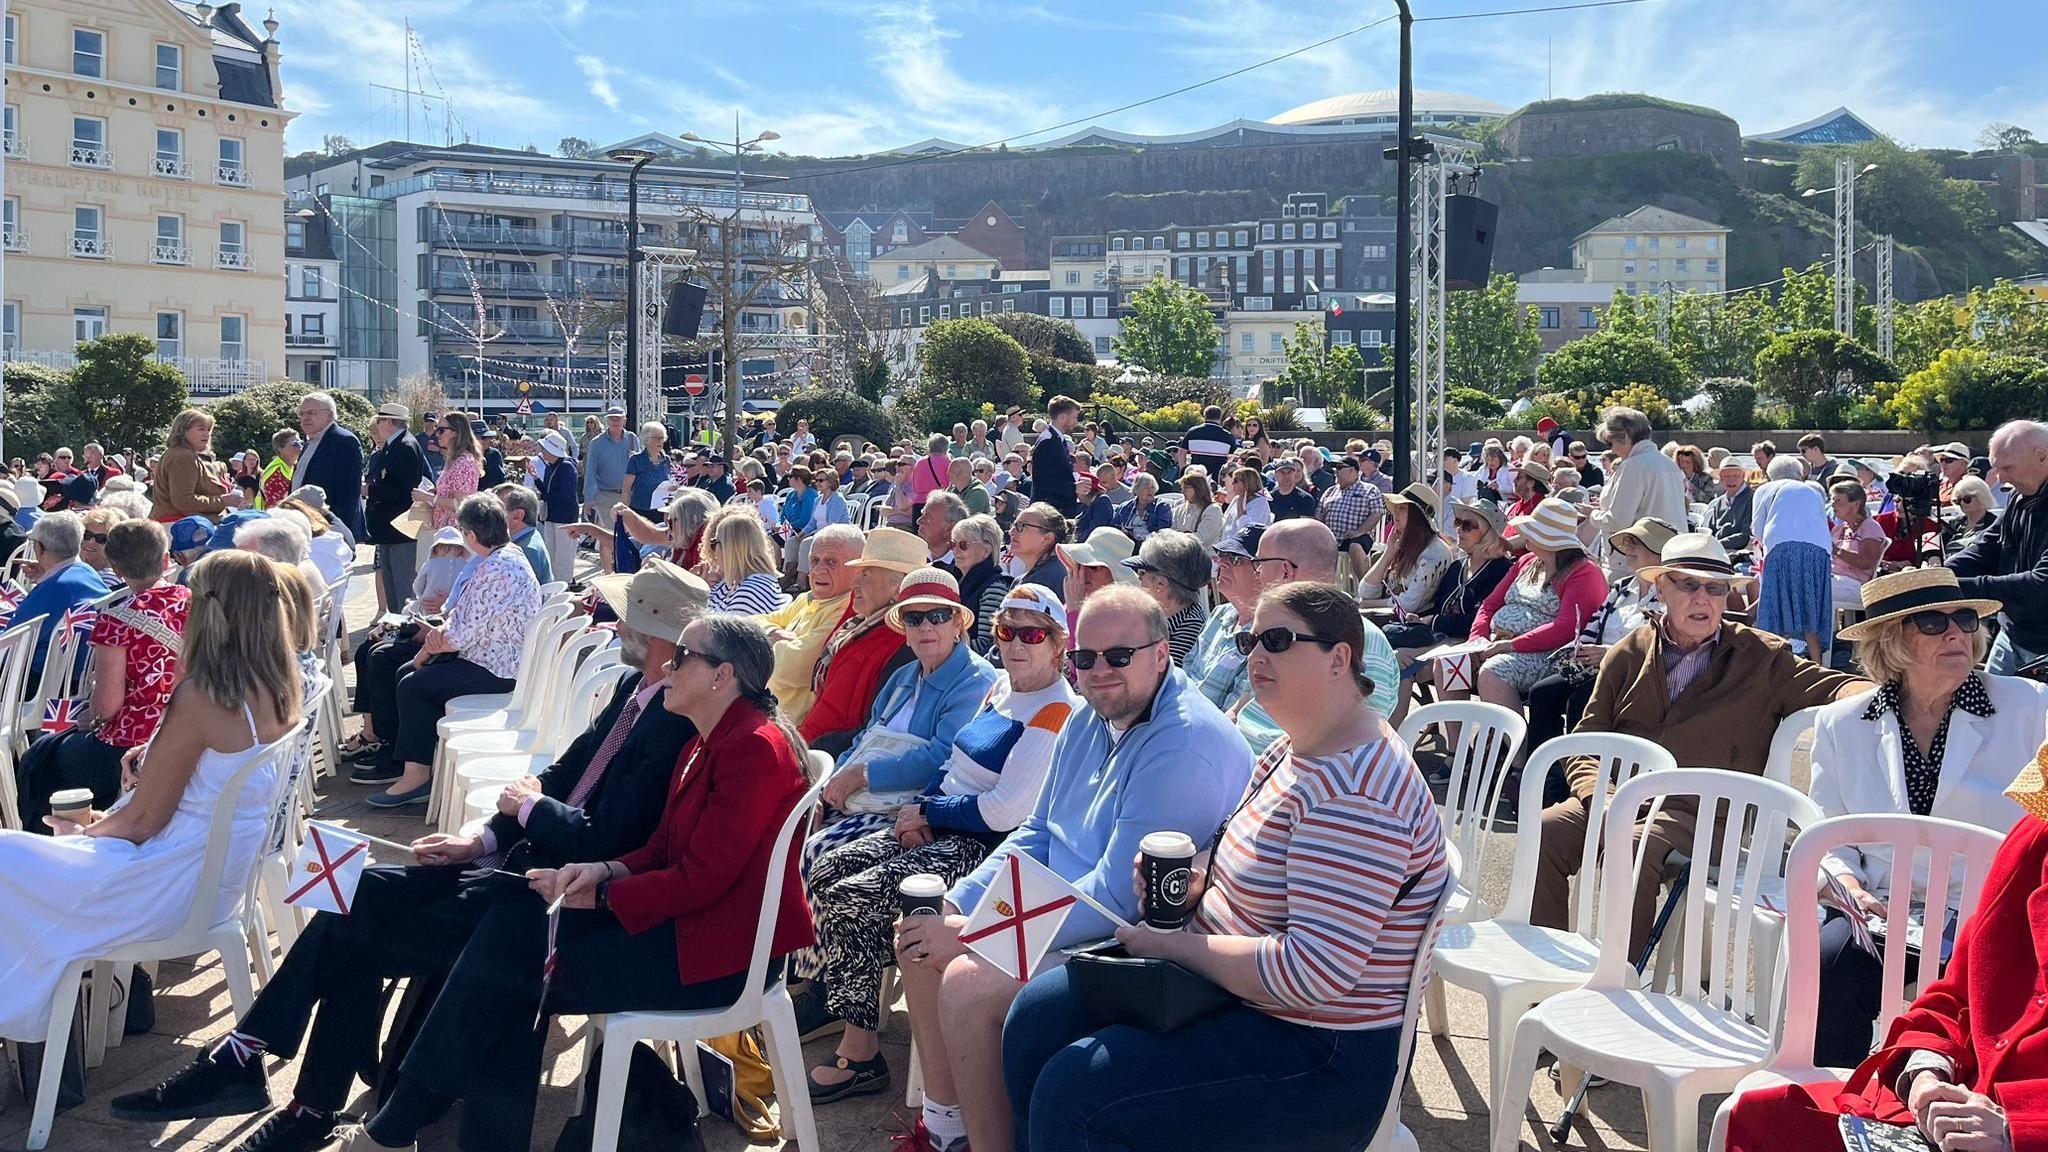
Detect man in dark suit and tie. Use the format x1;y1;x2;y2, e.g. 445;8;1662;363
109;560;710;1152
292;392;367;542
362;404;428;612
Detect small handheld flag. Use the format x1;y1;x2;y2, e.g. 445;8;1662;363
64;606;98;638
284;822;370;915
960;852;1129;981
41;698;77;734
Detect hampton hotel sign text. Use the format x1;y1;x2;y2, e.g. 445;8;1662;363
9;167;204;205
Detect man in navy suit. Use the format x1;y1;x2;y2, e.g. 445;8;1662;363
291;392;366;542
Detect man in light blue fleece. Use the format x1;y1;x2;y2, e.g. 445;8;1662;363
890;584;1253;1152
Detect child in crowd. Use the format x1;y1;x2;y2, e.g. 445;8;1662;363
412;526;467;613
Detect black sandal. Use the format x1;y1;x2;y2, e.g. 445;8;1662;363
807;1054;889;1103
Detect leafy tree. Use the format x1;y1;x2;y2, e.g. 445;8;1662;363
774;386;904;449
1753;329;1898;428
1701;377;1760;429
321;134;354;156
989;312;1097;400
1965;280;2048;354
558;136;599;159
852;345;891;405
1445;386;1505;431
1668;290;1779;381
1272;322;1366;406
1536;330;1688;402
1096;373;1232;413
1978;123;2039;152
207;381;375;462
1881;348;2048;433
2;362;83;460
1445;272;1540;397
1890;297;1967;378
69;333;188;452
1600;288;1658;340
916;318;1036;412
1777;260;1836;331
1114;277;1219;378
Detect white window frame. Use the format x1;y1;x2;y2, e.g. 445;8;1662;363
1269;332;1284;352
1175;231;1190;248
4;15;16;66
1261;223;1275;240
219;314;247;361
217;137;249;186
70;116;111;168
1361;329;1384;348
1048;296;1066;317
74;306;109;342
156;311;183;359
2;301;18;352
2;197;20;253
72;27;104;77
1239;332;1253;353
154;213;188;264
154;127;191;178
72;204;107;258
1331;329;1353;345
1235;229;1249;247
1092;297;1108;318
155;42;181;90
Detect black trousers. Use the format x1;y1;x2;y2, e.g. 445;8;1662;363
391;657;515;767
352;635;421;741
1526;671;1598;801
15;731;126;832
1813;906;1928;1069
237;866;486;1111
395;893;765;1150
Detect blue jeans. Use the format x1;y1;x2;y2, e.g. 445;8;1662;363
1002;961;1401;1152
1986;628;2042;676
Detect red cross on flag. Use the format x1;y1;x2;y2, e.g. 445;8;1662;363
960;852;1088;981
1422;639;1488;694
284;822;370;915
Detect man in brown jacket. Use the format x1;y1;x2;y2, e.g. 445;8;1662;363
1533;533;1870;957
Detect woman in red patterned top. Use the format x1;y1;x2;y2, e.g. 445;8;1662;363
1002;582;1448;1152
16;519;189;829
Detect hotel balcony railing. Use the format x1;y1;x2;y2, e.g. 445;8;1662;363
2;134;26;160
70;234;109;258
216;248;252;270
2;228;24;254
4;348;266;393
152;242;191;265
368;169;812;214
69;143;113;169
152;155;192;179
216;164;251;187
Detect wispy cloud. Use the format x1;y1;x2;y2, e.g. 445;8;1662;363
576;55;620;111
866;0;1060;143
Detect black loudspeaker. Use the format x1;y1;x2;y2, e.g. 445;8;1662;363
663;281;708;339
1443;194;1498;291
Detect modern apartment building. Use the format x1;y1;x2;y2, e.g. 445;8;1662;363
284;142;816;414
282;203;338;384
1104;192;1342;313
3;0;292;392
1570;205;1730;296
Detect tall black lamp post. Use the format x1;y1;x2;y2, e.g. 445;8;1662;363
1386;1;1416;486
607;147;658;427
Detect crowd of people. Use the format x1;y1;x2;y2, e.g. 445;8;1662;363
1;384;2046;1152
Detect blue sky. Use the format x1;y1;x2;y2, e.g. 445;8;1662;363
270;0;2047;159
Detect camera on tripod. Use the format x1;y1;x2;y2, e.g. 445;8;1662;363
1884;470;1943;560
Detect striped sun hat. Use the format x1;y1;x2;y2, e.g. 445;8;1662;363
887;567;972;633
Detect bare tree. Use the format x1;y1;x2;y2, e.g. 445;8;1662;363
664;204;817;448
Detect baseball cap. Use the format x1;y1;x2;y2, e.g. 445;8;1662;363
169;515;213;554
1273;456;1301;472
1214;523;1266;559
208;509;266;553
605;405;626;417
1361;449;1384;464
61;474;98;506
997;582;1065;622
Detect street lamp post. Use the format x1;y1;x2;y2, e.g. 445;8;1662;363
606;146;658;427
1387;1;1416;486
680;117;778;452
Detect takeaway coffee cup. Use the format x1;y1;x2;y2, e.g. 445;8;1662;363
49;787;95;825
1139;831;1199;930
898;873;948;918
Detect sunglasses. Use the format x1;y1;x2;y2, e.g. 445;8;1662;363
1664;576;1733;598
83;531;110;545
899;606;957;628
1070;641;1158;670
1234;627;1341;656
994;622;1052;645
1453;519;1483;534
1906;608;1981;636
667;643;723;671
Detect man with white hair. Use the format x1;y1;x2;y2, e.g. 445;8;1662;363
1950;419;2048;674
235;516;326;600
7;512;111;676
497;485;553;583
761;522;863;724
291;391;367;540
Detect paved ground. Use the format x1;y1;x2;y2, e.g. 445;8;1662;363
0;545;1778;1152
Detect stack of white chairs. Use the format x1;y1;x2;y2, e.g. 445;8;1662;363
21;719;307;1151
1360;849;1462;1152
1490;769;1824;1152
1707;813;2004;1151
1428;733;1676;1103
456;655;632;827
0;614;49;828
420;601;576;825
433;629;621;832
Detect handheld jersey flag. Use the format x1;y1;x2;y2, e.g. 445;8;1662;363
284;821;371;915
960;851;1129;981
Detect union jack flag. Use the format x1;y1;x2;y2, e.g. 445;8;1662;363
42;698;77;734
64;607;98;638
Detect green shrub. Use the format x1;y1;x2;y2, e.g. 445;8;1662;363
1701;377;1758;429
206;382;375;462
767;387;904;450
1324;396;1383;431
1260;403;1303;432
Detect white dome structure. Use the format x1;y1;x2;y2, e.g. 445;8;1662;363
1270;89;1513;129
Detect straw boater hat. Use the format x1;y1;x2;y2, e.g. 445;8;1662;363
2008;733;2048;822
1508;497;1582;552
1610;516;1681;558
390;503;434;541
589;557;709;645
1384;482;1442;519
1837;567;2003;643
846;527;928;576
888;567;972;633
1057;527;1139;585
1636;533;1757;588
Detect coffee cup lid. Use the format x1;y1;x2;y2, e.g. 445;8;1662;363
898;873;949;896
49;787;94;809
1140;830;1197;855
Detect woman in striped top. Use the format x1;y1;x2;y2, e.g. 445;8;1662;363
701;504;790;616
1003;581;1448;1152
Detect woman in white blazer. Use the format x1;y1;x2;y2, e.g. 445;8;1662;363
1587;407;1689;580
1806;568;2046;1067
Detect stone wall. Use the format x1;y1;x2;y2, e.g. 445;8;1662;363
1496;106;1743;172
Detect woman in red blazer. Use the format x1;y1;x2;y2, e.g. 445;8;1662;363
328;613;815;1152
1722;772;2048;1152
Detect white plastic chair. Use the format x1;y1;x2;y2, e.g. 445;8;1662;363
581;777;830;1152
438;641;621;831
457;661;632;826
254;692;331;960
441;600;575;724
1393;700;1525;1035
1490;769;1823;1152
1706;813;2003;1152
539;580;570;600
22;608;93;739
1362;845;1462;1152
425;607;584;824
0;615;48;828
1430;733;1676;1104
1763;705;1822;790
25;721;305;1151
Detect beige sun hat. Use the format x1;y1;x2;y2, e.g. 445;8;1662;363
1610;516;1681;558
846;527;929;576
1507;497;1582;552
589;556;709;645
887;566;973;633
1384;482;1442;519
1057;527;1139;584
1635;532;1757;587
1836;567;2003;643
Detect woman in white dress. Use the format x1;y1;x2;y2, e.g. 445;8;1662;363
0;549;307;1040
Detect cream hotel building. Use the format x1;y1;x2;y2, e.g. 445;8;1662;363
3;0;291;392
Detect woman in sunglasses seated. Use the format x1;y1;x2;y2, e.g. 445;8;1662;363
1803;569;2045;1069
811;568;999;867
1003;581;1448;1152
803;585;1079;1102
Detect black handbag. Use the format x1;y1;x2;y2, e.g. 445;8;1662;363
552;1040;705;1152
